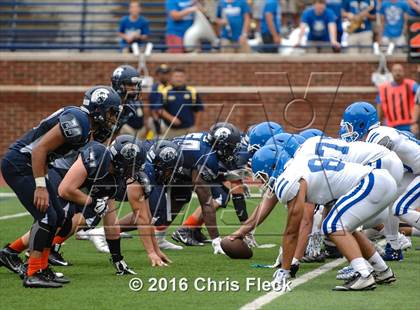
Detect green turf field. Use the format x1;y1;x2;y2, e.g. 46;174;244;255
0;190;419;310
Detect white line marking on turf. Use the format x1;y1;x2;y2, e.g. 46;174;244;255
0;212;29;220
240;258;346;310
0;193;16;198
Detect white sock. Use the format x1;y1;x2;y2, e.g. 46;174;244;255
350;257;371;277
412;228;420;237
368;252;388;272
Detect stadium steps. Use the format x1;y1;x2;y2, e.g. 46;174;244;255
0;0;166;49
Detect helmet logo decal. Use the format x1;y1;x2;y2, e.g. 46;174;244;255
214;127;231;140
91;88;110;104
121;143;140;160
113;67;124;78
159;147;177;162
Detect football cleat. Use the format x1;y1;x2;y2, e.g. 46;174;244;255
0;245;23;274
336;266;356;281
23;270;63;288
75;230;91;240
112;259;137;276
324;244;343;259
49;244;72;266
172;228;204;246
333;272;376;291
43;267;70;284
88;228;110;253
18;262;28;280
158;238;183;250
374;267;396;284
398;234;412;251
300;252;326;263
192;228;211;244
382;243;403;261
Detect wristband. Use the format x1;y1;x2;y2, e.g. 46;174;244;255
35;177;46;188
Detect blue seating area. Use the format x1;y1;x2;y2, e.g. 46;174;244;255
0;0;166;51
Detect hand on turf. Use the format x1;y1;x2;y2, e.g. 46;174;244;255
212;237;225;255
157;250;172;264
34;187;49;212
148;253;168;267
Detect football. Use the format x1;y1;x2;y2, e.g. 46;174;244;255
221;237;253;259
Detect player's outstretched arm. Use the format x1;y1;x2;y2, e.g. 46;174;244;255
127;182;170;267
229;194;278;240
293;203;315;260
281;180;306;271
192;170;219;240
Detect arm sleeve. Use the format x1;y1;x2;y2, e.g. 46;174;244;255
376;93;381;104
327;9;337;23
301;9;309;24
216;1;222;18
166;0;178;13
242;0;250;14
195;94;204;112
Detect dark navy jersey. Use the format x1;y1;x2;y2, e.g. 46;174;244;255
172;133;219;183
218;142;250;172
10;106;91;163
119;99;144;130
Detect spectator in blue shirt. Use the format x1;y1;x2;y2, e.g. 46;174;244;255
153;68;204;138
296;0;340;53
216;0;251;52
260;0;282;53
342;0;376;53
118;0;150;52
326;0;344;42
380;0;409;48
166;0;199;53
408;0;420;17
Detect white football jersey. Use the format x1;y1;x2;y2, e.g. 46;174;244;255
365;126;420;174
295;136;390;165
274;156;373;205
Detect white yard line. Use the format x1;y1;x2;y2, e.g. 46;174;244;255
0;212;29;220
0;193;16;198
240;258;346;310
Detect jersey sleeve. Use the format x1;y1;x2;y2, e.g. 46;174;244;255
274;173;301;205
119;17;126;33
301;9;310;24
366;127;398;150
142;18;150;35
166;0;179;13
58;108;90;146
80;142;111;179
242;0;250;14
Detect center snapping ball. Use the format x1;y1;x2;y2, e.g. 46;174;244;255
221;237;253;259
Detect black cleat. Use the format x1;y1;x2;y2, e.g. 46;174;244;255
43;266;70;284
49;244;72;266
112;259;137;276
18;261;28;280
23;270;63;288
374;267;396;284
324;244;343;259
172;228;204;246
0;245;23;274
192;228;210;244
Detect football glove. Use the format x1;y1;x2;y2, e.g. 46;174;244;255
211;237;225;255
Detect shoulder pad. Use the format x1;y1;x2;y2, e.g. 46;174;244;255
80;142;111;179
59;108;90;145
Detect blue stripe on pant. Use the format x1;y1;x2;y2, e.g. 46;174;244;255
323;173;375;234
395;182;420;216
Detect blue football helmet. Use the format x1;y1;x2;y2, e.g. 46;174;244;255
299;128;324;140
251;144;290;191
340;101;379;142
265;133;302;157
248;122;284;153
293;134;306;145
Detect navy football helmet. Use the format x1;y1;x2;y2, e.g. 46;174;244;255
207;122;242;164
340;101;379;142
111;65;142;101
109;135;146;180
148;140;184;184
82;86;122;142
